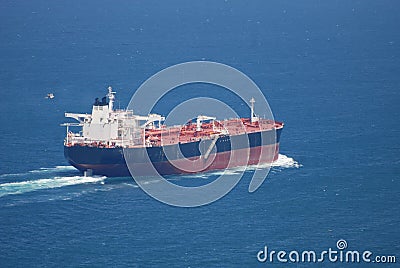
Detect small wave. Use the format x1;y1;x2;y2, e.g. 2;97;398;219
0;172;26;178
1;165;77;178
0;176;106;198
28;166;76;173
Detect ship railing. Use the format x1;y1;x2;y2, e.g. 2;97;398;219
65;136;136;148
61;122;83;127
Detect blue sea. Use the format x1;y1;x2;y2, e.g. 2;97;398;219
0;0;399;267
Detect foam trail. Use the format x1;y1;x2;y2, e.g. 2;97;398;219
0;176;106;198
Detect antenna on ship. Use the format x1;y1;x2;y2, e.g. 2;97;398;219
107;86;116;111
250;97;258;123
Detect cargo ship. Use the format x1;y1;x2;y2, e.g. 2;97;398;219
62;87;284;177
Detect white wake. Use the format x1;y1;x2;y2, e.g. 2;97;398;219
0;166;106;198
0;154;300;198
268;154;302;169
0;176;106;198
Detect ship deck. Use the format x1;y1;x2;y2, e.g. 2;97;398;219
145;118;283;146
65;118;283;149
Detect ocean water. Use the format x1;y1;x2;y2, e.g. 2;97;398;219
0;0;399;267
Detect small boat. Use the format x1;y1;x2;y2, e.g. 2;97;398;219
46;93;55;99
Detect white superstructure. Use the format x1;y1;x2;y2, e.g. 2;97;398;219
62;87;165;147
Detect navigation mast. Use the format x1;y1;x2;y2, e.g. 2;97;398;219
107;86;116;111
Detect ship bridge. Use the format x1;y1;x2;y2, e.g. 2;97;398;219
62;87;165;147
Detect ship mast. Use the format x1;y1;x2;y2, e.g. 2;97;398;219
250;97;258;123
107;86;116;111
